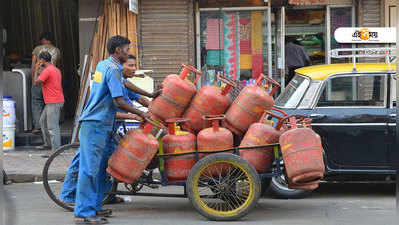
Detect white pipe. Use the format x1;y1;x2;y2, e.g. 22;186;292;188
11;69;29;131
267;6;272;79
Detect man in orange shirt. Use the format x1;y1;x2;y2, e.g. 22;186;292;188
33;51;65;155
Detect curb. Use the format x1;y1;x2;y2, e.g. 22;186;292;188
8;173;65;183
8;170;161;183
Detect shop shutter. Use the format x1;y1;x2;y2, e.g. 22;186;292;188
358;0;383;62
361;0;382;27
139;0;195;88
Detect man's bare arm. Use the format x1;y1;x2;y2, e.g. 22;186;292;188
116;112;143;121
31;55;37;75
33;64;42;86
113;97;147;119
124;80;161;98
137;96;149;107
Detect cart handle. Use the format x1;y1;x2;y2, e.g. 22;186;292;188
180;64;202;84
263;74;281;96
202;115;225;132
165;118;190;135
143;117;165;135
217;74;237;96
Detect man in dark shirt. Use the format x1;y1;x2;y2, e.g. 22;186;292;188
285;37;311;86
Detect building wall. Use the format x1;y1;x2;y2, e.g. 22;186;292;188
139;0;195;88
79;0;101;69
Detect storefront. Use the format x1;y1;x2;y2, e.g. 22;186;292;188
196;0;355;89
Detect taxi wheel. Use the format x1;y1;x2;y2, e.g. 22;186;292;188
267;174;313;199
186;153;261;221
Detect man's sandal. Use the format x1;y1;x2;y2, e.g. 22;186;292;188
96;209;113;217
62;201;75;206
74;217;108;224
105;196;125;205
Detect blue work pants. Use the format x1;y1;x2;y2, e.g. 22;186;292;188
73;121;113;218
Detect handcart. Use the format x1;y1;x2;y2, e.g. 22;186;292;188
43;120;290;221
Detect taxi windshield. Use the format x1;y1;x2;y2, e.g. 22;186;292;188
275;74;310;108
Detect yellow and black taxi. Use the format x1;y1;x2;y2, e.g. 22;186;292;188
269;61;396;199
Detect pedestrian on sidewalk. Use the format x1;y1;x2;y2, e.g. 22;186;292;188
33;52;64;155
30;32;61;134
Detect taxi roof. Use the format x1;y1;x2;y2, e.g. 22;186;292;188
295;63;396;81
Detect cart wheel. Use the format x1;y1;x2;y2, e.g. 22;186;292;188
186;153;261;221
42;143;117;211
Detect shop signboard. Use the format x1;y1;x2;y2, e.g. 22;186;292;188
289;0;328;5
335;27;397;43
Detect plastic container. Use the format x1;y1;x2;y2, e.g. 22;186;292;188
3;126;16;151
3;96;16;127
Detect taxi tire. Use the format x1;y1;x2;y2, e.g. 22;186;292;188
267;176;313;199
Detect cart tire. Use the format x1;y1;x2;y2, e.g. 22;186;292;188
43;143;79;211
42;143;116;211
186;153;261;221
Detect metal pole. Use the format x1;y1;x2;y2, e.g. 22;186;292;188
199;6;268;12
267;2;272;79
281;7;285;90
326;6;331;64
195;1;201;89
396;0;399;216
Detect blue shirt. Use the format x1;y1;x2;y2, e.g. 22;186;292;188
79;56;124;129
115;79;141;113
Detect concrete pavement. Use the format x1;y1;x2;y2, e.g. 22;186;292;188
4;148;54;183
3;182;397;225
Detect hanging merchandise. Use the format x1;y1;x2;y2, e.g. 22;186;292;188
239;18;251;54
251;11;263;79
206;50;224;66
240;54;252;70
223;12;240;80
206;18;224;50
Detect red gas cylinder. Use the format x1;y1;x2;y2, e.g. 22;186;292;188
107;119;162;184
287;179;320;191
239;108;288;173
224;74;280;137
182;75;236;134
149;64;202;123
197;115;233;175
163;118;196;182
279;115;325;185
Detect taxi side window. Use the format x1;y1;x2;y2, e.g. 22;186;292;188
317;74;386;107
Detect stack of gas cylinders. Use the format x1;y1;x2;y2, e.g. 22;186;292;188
107;64;325;190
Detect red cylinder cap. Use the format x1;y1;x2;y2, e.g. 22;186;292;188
179;64;202;84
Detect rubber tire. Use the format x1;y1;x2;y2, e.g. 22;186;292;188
186;153;261;221
266;175;313;199
260;178;272;196
42;143;115;211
